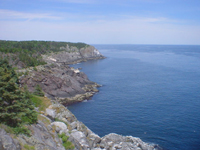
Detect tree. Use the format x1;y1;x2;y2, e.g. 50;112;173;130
0;60;37;127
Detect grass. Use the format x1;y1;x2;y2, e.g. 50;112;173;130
30;95;51;111
0;124;31;136
0;124;14;134
37;115;51;126
23;144;35;150
59;133;75;150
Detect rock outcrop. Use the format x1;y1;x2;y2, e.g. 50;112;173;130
0;102;162;150
0;128;21;150
42;45;105;65
18;44;104;105
19;64;100;105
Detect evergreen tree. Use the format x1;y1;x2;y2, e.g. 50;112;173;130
0;60;37;127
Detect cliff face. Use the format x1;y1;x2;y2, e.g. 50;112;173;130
0;102;161;150
19;64;100;105
42;45;105;64
19;45;104;105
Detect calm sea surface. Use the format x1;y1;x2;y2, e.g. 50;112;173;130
68;45;200;150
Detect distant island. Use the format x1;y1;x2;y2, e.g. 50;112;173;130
0;40;161;150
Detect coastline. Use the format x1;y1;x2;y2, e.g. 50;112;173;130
0;44;162;150
41;46;162;149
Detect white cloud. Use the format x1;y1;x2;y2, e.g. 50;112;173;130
0;9;62;20
0;13;199;45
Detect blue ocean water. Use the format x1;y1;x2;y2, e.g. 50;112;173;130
68;45;200;150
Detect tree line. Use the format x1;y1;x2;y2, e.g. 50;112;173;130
0;40;89;67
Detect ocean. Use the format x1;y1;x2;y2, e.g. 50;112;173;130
68;45;200;150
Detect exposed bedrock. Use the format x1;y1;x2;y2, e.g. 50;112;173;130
0;102;162;150
19;64;100;105
42;45;105;65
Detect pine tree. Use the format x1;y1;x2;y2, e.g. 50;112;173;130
0;60;37;127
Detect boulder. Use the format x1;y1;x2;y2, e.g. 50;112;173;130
70;131;90;150
51;121;68;134
46;108;56;120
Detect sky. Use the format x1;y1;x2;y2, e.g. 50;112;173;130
0;0;200;45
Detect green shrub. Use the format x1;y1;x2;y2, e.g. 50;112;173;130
13;126;31;136
0;123;32;136
63;141;75;150
58;132;65;138
24;144;35;150
58;133;75;150
62;135;69;142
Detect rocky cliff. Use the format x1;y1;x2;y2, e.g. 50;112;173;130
0;101;161;150
19;64;100;105
42;45;105;65
0;44;162;150
19;44;104;105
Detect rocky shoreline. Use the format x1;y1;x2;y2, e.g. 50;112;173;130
19;45;105;106
19;63;101;106
0;101;162;150
0;44;162;150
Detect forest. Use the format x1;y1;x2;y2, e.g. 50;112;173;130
0;40;89;67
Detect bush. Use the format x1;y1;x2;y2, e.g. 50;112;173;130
63;141;75;150
24;144;35;150
0;124;31;136
62;135;69;142
58;133;75;150
13;126;31;136
58;132;66;138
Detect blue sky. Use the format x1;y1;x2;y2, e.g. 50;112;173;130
0;0;200;44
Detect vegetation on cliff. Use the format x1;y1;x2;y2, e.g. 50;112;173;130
0;60;37;133
0;40;89;68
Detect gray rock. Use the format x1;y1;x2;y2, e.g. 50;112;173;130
15;120;65;150
87;133;101;148
101;133;162;150
0;128;21;150
51;121;68;134
71;121;77;130
20;64;99;105
46;108;56;120
70;131;90;150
